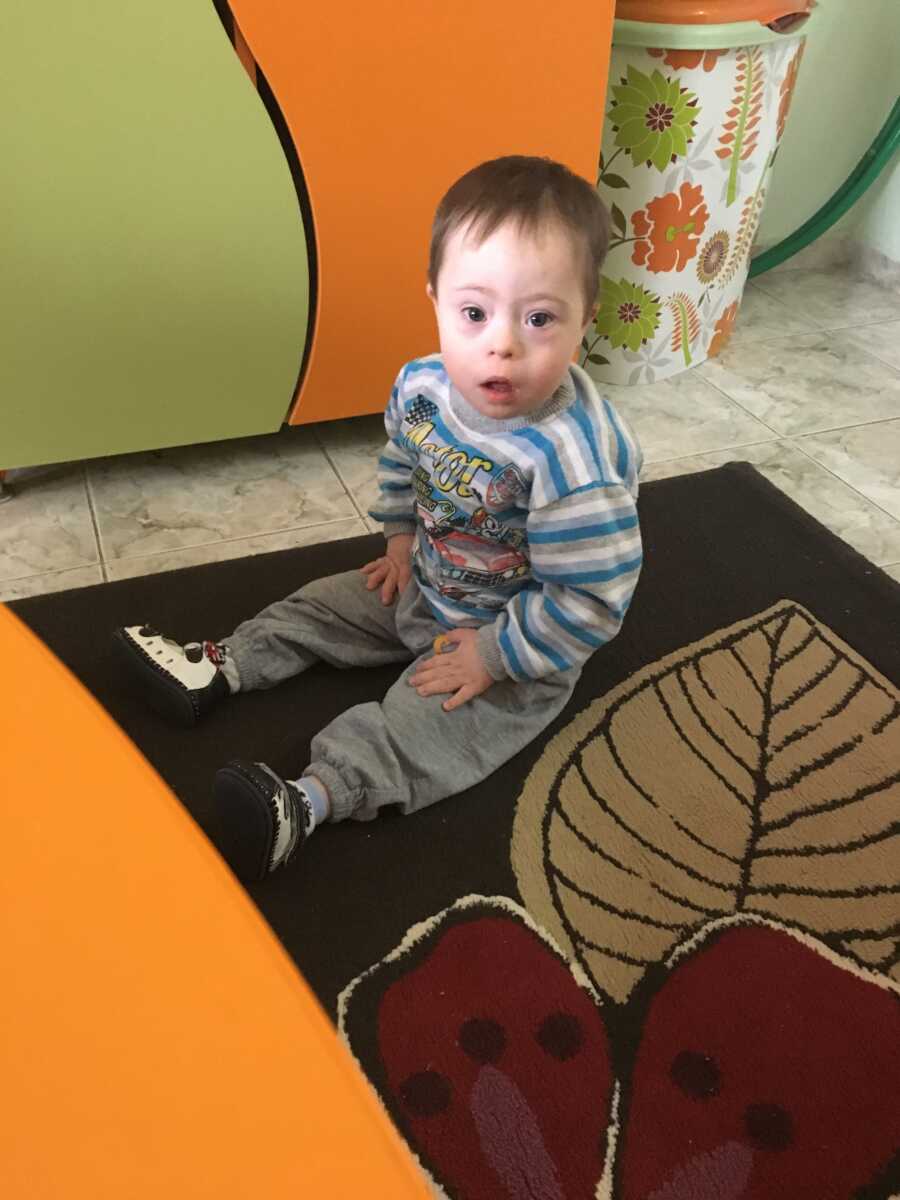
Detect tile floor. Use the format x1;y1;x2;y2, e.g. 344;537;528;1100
3;264;900;603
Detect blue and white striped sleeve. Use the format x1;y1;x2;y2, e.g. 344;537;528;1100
367;366;418;539
476;481;643;681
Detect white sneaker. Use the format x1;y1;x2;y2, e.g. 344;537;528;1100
113;624;232;727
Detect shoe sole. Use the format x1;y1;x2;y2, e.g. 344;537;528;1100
213;762;278;883
111;628;202;728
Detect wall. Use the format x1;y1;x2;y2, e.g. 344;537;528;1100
756;0;900;260
853;157;900;263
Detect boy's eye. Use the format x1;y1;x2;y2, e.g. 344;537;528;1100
460;307;556;328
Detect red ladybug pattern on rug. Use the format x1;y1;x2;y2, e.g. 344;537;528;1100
339;900;900;1200
618;923;900;1200
340;900;615;1199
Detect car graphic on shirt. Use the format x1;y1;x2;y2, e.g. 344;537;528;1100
419;516;530;594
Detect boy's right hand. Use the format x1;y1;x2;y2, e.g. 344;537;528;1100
360;532;415;604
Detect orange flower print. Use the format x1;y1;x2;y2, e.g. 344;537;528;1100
707;301;740;358
777;42;806;142
648;48;728;73
631;182;709;273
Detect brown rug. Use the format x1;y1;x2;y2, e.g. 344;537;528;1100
11;463;900;1198
338;600;900;1200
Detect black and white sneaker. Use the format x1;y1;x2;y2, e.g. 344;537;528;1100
113;624;232;727
213;760;313;882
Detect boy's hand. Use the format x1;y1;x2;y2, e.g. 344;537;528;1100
408;628;495;711
360;533;414;604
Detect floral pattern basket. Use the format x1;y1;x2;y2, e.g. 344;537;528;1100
582;34;806;384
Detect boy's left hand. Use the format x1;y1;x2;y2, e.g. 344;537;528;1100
408;628;495;711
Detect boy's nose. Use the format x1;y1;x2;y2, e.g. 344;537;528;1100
489;324;519;357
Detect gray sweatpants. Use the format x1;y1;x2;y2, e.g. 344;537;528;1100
222;569;580;823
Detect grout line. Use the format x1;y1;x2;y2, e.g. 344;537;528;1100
785;436;900;527
690;372;785;440
824;331;900;377
696;369;900;441
778;414;900;439
726;328;817;349
102;514;371;569
640;436;782;472
740;284;900;340
81;464;108;583
851;349;900;377
0;563;104;591
697;359;900;505
710;328;900;388
661;375;900;525
850;315;900;329
834;335;900;377
311;425;368;524
1;512;372;591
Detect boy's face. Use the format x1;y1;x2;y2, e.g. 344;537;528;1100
427;216;597;421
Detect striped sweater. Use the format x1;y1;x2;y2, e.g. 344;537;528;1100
368;354;643;683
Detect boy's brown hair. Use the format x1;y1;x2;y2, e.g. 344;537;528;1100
428;155;610;325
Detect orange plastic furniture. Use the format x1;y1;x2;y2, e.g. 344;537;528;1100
0;604;431;1199
227;0;617;426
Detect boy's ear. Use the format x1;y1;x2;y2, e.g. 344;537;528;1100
426;282;436;305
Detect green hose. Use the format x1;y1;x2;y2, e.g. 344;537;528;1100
750;95;900;276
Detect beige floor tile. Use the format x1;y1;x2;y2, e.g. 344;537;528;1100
698;332;900;437
882;562;900;584
594;371;776;464
87;427;356;562
0;464;99;583
105;518;370;581
0;564;104;602
795;420;900;521
315;414;385;521
728;283;820;346
750;268;900;330
839;319;900;372
640;440;900;567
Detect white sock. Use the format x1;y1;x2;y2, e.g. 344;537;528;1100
216;643;241;694
290;774;331;829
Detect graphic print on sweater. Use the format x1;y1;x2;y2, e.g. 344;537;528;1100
405;400;530;604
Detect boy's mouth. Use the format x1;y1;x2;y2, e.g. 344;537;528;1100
481;377;514;395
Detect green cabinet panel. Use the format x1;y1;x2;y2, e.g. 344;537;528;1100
1;2;308;468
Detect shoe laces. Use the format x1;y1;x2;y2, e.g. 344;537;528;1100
183;640;228;667
140;626;224;668
258;764;308;867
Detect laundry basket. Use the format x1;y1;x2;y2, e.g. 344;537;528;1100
584;0;816;384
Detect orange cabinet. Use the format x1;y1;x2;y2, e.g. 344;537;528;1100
227;0;616;425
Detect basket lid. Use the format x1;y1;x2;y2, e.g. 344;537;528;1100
615;1;814;25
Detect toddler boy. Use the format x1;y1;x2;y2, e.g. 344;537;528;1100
114;154;643;882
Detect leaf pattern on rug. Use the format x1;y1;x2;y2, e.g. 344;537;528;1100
511;600;900;1004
